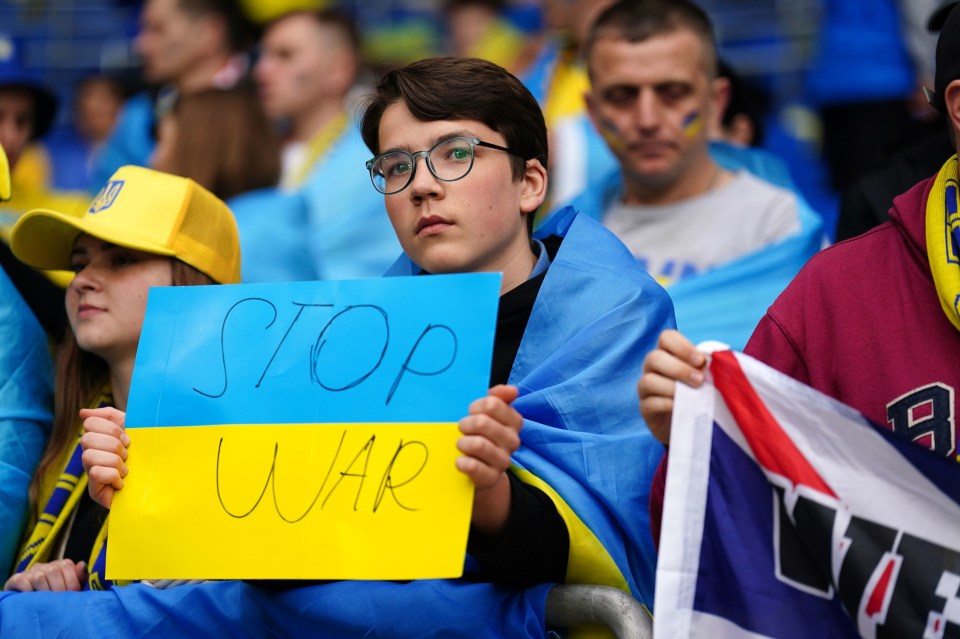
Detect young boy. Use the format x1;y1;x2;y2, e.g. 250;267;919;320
359;56;675;605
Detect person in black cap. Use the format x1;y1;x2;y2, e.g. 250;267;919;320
641;0;960;548
836;0;959;241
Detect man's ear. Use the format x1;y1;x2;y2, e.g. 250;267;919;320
197;15;227;56
520;158;548;214
944;80;960;144
707;75;731;138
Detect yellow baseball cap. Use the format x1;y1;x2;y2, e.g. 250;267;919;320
11;165;241;284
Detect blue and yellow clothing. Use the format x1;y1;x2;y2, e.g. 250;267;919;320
0;206;674;637
13;388;126;590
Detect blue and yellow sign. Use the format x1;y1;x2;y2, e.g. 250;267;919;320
108;273;500;581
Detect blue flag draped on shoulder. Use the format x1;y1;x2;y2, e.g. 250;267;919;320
561;146;825;351
0;265;52;574
655;348;960;638
389;206;676;609
666;197;822;351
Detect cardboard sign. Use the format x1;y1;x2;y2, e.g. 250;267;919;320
107;273;500;580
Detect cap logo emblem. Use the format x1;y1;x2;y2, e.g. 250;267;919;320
89;180;125;213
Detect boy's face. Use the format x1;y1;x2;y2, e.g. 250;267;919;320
377;102;546;292
586;28;721;197
0;88;35;168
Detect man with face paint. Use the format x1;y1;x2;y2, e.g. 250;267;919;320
579;0;805;288
90;0;254;189
641;0;960;552
252;9;400;280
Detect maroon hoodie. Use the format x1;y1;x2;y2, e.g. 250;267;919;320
746;174;960;453
651;174;960;549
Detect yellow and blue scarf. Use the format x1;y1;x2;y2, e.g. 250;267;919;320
14;388;129;590
926;154;960;332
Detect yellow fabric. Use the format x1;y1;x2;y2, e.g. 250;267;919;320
512;467;650;639
10;165;241;285
287;111;349;188
926;154;960;332
0;186;87;288
11;143;51;192
237;0;327;25
468;19;526;71
0;144;10;201
543;50;590;125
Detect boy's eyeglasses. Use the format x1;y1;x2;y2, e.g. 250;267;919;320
366;136;523;195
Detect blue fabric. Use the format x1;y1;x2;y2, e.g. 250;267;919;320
89;93;155;192
562;157;824;351
44;127;95;192
389;207;676;607
296;127;401;280
228;188;318;283
0;579;552;638
518;39;560;108
805;0;915;105
709;141;796;191
0;266;53;575
666;199;823;351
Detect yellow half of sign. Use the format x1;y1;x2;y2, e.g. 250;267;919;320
106;422;472;581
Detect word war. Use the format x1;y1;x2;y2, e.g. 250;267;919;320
215;429;430;522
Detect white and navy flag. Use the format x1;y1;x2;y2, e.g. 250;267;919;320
654;349;960;639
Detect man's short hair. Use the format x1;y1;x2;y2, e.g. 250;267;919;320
311;8;361;54
179;0;255;53
584;0;719;79
359;56;548;183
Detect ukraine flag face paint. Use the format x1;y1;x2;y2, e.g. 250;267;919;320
682;110;704;139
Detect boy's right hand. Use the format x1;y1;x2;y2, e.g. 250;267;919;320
637;330;708;445
80;406;129;509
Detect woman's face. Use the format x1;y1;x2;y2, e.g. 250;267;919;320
66;233;173;366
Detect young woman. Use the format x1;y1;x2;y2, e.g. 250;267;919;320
3;164;240;591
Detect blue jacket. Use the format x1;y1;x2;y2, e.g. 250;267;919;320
0;266;52;574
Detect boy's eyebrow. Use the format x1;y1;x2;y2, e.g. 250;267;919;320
382;129;477;154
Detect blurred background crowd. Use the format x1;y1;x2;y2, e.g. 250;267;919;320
0;0;947;245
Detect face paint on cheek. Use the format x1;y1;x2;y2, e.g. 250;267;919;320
598;118;628;153
681;111;703;139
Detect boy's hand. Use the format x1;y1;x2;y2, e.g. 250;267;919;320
457;384;523;536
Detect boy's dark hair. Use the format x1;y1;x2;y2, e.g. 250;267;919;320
359;56;548;183
584;0;718;79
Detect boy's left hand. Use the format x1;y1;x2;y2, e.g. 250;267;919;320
457;384;523;535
